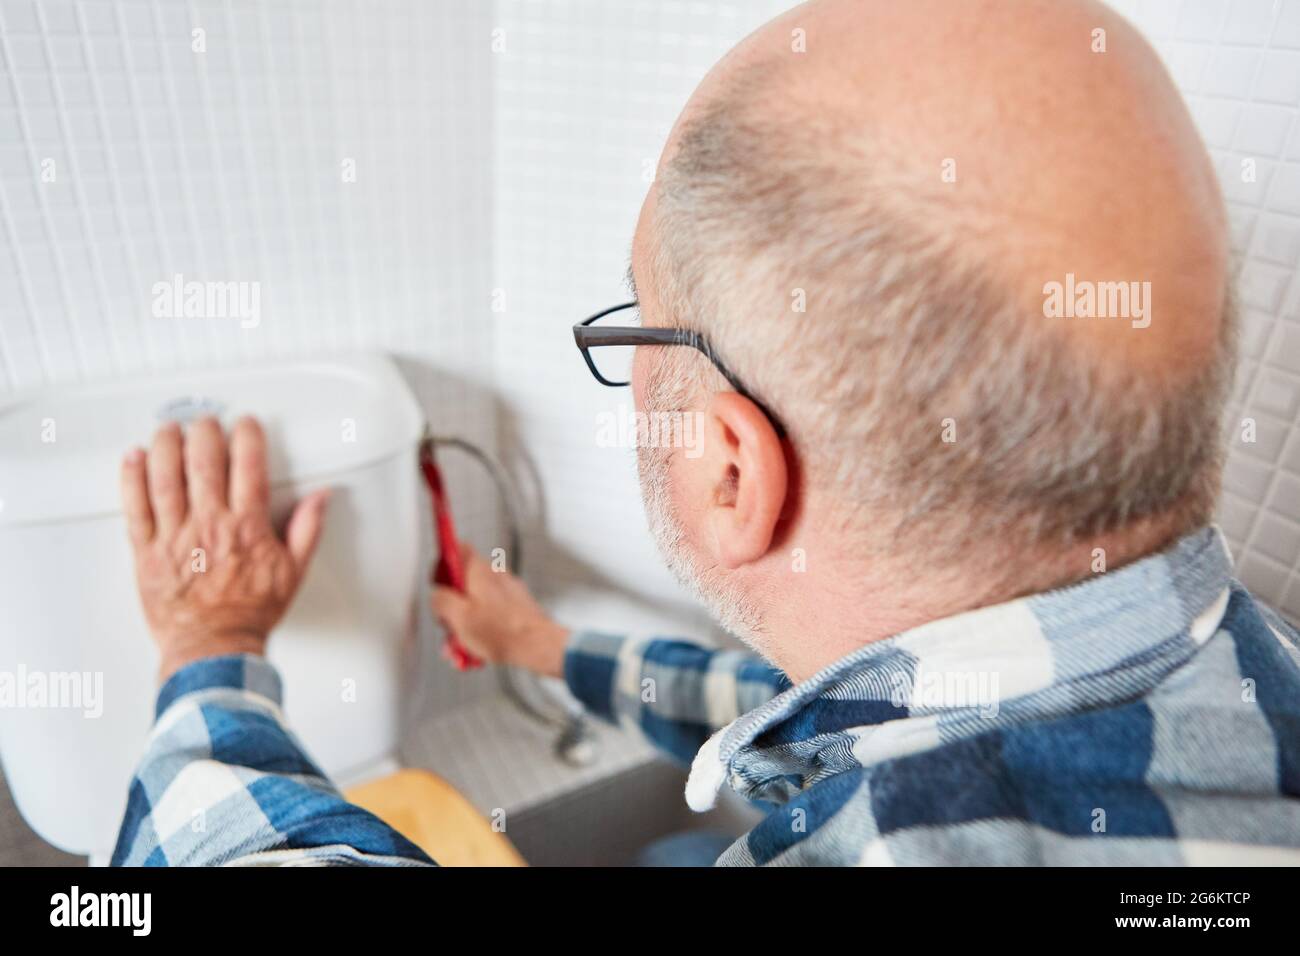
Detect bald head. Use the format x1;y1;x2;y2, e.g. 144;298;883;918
634;0;1234;588
659;0;1228;336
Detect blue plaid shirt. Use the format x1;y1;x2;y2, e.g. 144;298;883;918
114;526;1300;865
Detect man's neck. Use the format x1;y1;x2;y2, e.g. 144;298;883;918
759;570;980;684
759;516;1199;684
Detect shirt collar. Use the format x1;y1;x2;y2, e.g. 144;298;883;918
686;526;1235;810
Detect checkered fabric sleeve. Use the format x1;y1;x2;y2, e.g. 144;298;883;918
563;630;790;765
111;654;433;867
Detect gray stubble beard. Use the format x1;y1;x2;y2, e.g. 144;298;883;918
635;436;771;660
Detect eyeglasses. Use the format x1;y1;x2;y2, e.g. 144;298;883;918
573;301;784;435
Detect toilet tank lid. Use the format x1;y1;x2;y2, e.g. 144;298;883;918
0;353;424;527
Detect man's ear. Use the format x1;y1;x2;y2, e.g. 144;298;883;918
702;391;788;570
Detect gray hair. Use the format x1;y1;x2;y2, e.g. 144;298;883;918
646;71;1237;576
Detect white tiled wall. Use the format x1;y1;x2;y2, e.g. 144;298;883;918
0;0;495;390
1107;0;1300;621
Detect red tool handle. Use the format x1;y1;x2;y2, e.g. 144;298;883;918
419;436;483;671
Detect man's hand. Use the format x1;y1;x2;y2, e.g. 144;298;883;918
430;543;570;678
120;416;331;683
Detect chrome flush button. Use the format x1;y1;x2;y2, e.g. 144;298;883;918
156;396;226;425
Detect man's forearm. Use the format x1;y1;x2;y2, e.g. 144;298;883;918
112;654;433;867
563;631;790;765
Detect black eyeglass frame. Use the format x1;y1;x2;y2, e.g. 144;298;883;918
573;301;785;435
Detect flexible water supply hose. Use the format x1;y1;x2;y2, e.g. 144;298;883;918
420;429;597;766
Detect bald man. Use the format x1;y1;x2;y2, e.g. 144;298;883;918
114;0;1299;866
441;0;1300;865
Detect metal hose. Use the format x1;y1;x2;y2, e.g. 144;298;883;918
428;435;597;765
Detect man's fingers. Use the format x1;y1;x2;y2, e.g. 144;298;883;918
285;489;331;570
185;417;228;516
431;584;493;664
229;416;271;520
430;584;470;632
147;422;187;536
459;540;493;579
120;447;155;547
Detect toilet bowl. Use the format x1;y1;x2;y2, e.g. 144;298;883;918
0;354;425;859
